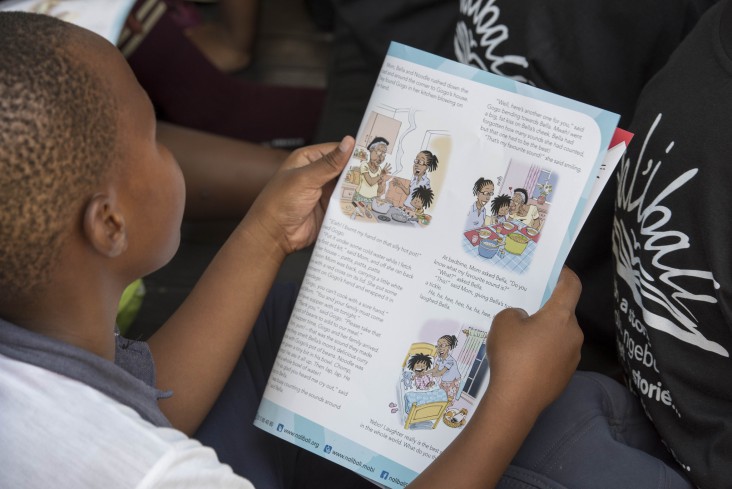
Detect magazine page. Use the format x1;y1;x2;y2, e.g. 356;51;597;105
255;42;620;488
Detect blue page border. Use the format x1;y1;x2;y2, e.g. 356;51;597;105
256;399;417;488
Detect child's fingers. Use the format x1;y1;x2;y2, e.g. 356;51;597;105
543;267;582;313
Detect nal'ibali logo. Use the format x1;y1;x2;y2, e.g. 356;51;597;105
613;113;727;357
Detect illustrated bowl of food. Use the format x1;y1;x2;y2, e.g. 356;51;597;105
478;229;492;239
502;221;516;232
478;239;501;259
525;227;539;238
504;232;529;255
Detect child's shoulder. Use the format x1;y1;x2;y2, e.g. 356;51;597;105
0;353;250;487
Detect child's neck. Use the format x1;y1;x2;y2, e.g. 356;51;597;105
0;281;122;361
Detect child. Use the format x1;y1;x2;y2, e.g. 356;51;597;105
405;185;434;223
488;193;512;226
406;353;435;390
0;12;587;489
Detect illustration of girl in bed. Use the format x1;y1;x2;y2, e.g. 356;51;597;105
406;353;435;390
427;335;462;406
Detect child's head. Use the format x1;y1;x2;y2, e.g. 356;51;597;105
407;353;433;374
0;13;184;305
410;186;434;211
491;194;511;216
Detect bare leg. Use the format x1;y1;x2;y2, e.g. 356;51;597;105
185;0;260;73
157;121;286;220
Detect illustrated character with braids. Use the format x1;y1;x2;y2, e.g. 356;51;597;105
465;177;494;231
397;150;438;209
427;334;462;406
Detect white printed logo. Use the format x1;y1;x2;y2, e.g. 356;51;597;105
454;0;530;83
613;113;727;357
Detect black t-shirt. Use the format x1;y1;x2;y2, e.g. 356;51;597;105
613;1;732;486
315;0;458;142
454;0;719;366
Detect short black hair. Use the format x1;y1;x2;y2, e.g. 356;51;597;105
491;194;511;215
472;178;494;196
411;186;434;209
407;353;433;371
0;12;118;297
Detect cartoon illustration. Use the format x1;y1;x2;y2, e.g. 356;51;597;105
442;408;469;428
464;178;494;231
396;150;438;209
461;159;558;274
352;136;392;210
487;193;511;225
339;107;450;227
406;353;435;390
404;186;434;225
393;327;488;431
398;342;449;430
427;335;462;406
401;371;414;390
509;188;540;228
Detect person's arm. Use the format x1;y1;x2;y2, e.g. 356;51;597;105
529;205;540;228
362;163;393;186
408;267;583;489
156;121;287;220
147;137;356;435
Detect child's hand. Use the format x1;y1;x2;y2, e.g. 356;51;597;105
246;136;355;258
486;267;583;417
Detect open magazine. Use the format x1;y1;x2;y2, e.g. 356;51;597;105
255;42;627;488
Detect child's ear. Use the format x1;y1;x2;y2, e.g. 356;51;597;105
83;193;127;258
